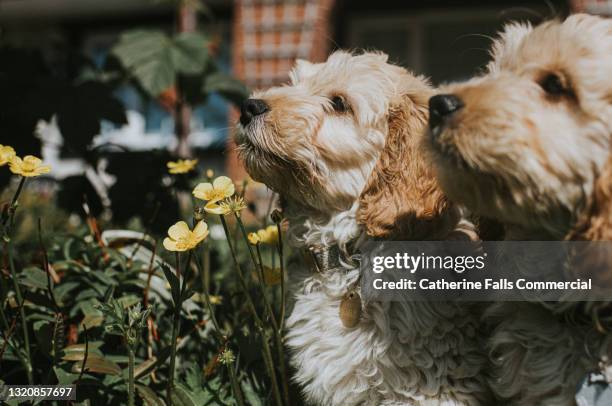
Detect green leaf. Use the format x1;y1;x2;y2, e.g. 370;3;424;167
54;281;79;304
162;264;181;306
62;342;104;359
171;32;209;75
117;295;141;309
204;72;249;105
54;366;79;385
134;356;157;380
112;30;174;96
19;266;48;290
180;285;196;303
82;314;105;329
169;383;198;406
71;355;122;375
136;384;165;406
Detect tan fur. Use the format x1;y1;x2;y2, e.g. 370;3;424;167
358;93;459;240
425;14;612;405
568;154;612;285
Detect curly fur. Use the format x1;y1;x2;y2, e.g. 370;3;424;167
357;93;459;240
236;51;490;405
425;14;612;405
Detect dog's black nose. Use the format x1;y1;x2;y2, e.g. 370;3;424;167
428;94;464;132
240;99;269;126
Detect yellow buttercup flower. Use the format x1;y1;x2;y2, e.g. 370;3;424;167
193;176;235;203
204;200;231;215
226;196;247;214
0;145;16;166
9;155;51;177
163;221;209;252
248;232;260;245
209;295;223;305
256;225;279;245
167;159;198;174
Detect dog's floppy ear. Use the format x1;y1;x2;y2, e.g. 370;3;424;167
357;88;458;240
567;154;612;284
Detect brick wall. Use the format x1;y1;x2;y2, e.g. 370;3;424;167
227;0;336;180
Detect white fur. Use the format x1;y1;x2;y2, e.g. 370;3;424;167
237;51;489;405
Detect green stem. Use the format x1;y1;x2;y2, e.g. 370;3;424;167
218;216;282;406
274;332;291;406
2;177;26;231
253;247;279;331
276;223;287;333
128;347;135;406
167;249;192;405
227;361;245;406
167;306;180;404
192;254;245;404
218;216;262;325
258;235;290;405
8;244;32;385
260;328;283;406
202;240;210;295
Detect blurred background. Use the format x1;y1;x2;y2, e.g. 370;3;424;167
0;0;608;233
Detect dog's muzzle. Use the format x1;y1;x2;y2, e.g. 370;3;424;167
428;94;464;137
240;98;269;126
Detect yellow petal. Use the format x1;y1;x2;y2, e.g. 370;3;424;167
213;176;235;198
168;221;190;240
23;155;42;166
204;201;230;215
193;182;214;200
256;229;269;241
248;232;260;245
0;145;16;165
163;237;182;252
167;161;179;168
9;156;23;175
192;221;209;241
265;225;279;244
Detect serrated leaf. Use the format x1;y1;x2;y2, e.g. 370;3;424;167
204;72;249;105
171;32;209;75
136;384;165;406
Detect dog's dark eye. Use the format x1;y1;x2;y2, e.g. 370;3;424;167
540;73;569;96
330;95;349;113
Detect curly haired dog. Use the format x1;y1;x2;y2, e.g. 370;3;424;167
425;14;612;405
236;51;490;405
